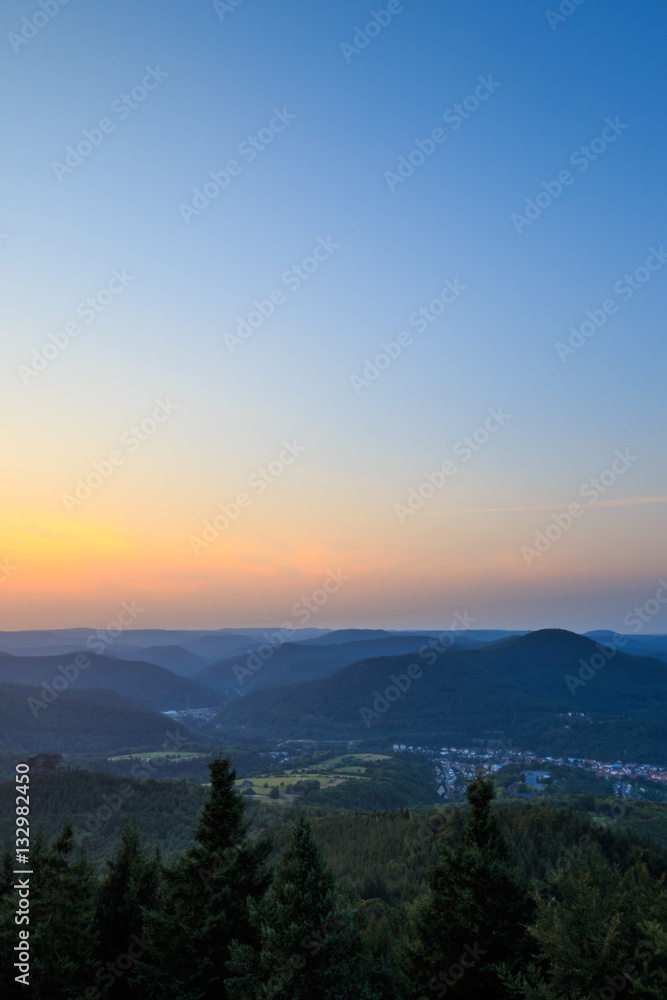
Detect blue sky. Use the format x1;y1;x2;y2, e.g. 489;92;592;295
1;0;666;631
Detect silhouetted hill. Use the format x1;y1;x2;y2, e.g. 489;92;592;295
178;633;264;663
195;634;439;695
0;682;201;754
110;644;207;677
295;627;528;647
298;629;404;645
478;629;667;708
213;630;667;757
0;652;221;712
584;631;667;663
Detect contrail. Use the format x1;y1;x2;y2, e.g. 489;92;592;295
429;497;667;514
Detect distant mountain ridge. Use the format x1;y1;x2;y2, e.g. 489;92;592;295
193;634;442;696
0;652;221;712
213;629;667;757
0;682;204;755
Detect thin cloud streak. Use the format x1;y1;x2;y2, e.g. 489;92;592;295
429;497;667;515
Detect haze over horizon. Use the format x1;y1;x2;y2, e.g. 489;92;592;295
2;1;666;632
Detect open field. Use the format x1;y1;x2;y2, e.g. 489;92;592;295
108;751;207;761
234;751;391;797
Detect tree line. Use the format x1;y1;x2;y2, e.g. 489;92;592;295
1;758;666;999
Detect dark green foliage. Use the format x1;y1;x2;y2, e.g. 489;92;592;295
0;652;221;713
0;770;210;867
0;767;666;998
409;773;535;999
211;631;667;766
94;824;160;999
0;682;205;754
503;853;659;998
133;755;271;1000
307;753;437;809
227;814;377;1000
0;819;98;1000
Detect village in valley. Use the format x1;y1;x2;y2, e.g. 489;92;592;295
401;742;667;801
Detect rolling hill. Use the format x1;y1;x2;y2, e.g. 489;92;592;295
295;628;528;646
0;652;221;712
212;629;667;757
0;682;204;755
585;631;667;663
194;634;440;695
109;644;208;677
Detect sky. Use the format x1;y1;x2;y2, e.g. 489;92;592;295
1;0;666;632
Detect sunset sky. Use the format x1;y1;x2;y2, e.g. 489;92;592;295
2;0;666;632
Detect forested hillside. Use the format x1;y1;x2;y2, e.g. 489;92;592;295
213;630;667;763
0;683;206;754
2;761;667;999
0;652;221;711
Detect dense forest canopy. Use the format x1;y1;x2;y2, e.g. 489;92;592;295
2;758;667;999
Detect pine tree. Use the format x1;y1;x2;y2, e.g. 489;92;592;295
505;851;661;999
227;814;378;1000
95;822;159;999
135;755;271;1000
0;818;99;1000
409;771;535;999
